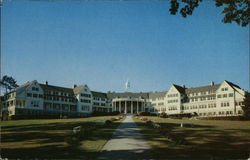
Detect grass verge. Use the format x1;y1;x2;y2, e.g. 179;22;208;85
133;116;250;160
1;116;123;159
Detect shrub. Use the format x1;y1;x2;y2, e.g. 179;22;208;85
198;116;246;121
141;117;148;121
159;112;168;118
145;120;153;125
65;136;80;146
105;119;112;125
111;111;121;115
138;112;150;116
149;113;158;116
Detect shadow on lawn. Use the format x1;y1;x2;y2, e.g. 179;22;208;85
136;120;250;160
1;144;100;159
1;120;120;159
1;119;250;160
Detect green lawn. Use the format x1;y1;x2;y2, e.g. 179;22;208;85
0;116;123;159
134;116;250;160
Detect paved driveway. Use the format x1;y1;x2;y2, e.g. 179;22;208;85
98;115;153;160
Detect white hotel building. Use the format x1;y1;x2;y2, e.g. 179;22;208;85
1;80;247;117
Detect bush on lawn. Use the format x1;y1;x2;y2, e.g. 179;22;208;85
159;112;168;118
145;120;153;125
91;111;121;117
198;116;247;121
65;136;80;146
105;119;112;125
138;112;151;116
140;117;148;121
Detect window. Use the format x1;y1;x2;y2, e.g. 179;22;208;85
81;99;91;103
200;97;206;101
32;87;39;91
27;93;32;97
82;105;90;111
81;93;91;98
168;106;177;111
201;92;206;95
221;87;228;91
158;102;164;106
229;93;233;97
217;95;221;98
33;94;38;98
31;101;39;107
221;102;229;107
223;94;227;98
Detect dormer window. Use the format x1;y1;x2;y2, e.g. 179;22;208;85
32;87;39;91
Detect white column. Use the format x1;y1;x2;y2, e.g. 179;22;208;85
142;102;145;112
137;101;139;113
125;101;127;114
131;101;133;114
119;101;121;113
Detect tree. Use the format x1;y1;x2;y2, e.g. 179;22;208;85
169;0;250;27
242;92;250;119
0;75;19;94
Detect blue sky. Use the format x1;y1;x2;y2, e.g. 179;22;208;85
2;1;249;92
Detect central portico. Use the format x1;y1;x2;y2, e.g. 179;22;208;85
112;97;145;114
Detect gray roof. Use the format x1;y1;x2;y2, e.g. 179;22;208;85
91;91;107;98
40;84;74;94
225;80;241;89
107;92;149;99
148;91;167;99
185;84;220;94
15;81;33;94
173;84;186;94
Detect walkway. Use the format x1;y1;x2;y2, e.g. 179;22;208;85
98;115;153;160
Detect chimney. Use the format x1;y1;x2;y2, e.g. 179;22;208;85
210;81;214;86
182;84;185;88
45;81;48;85
73;84;77;88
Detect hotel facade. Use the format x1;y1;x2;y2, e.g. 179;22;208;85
0;80;247;117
